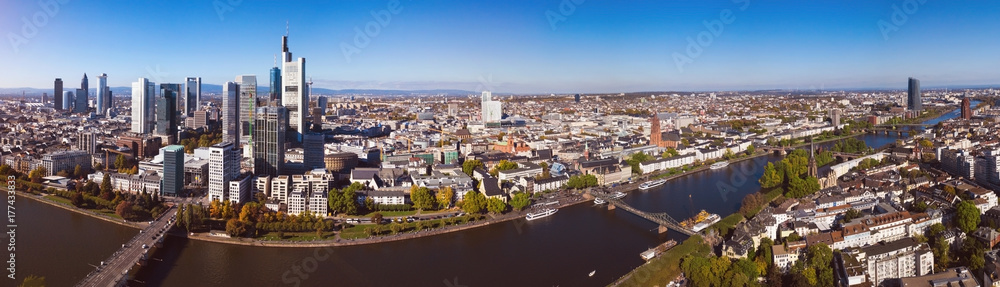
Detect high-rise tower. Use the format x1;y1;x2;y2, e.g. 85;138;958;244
96;73;108;115
253;106;287;177
270;55;281;102
157;84;179;136
236;75;258;148
54;78;63;110
184;77;202;116
908;77;921;111
222;82;240;144
280;27;308;143
74;73;89;113
131;78;156;134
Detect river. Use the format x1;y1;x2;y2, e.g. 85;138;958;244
11;105;963;287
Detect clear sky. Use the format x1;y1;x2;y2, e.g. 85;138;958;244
2;0;999;93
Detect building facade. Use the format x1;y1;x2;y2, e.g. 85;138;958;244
208;142;241;203
160;145;184;196
131;78;156;134
253;106;287;177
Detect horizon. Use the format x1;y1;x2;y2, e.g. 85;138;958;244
3;1;1000;93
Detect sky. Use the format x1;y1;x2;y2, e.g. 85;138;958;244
1;0;999;94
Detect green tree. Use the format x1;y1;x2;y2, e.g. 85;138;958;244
462;159;484;176
486;197;507;214
114;154;127;171
462;191;487;214
28;166;46;183
370;212;385;225
759;162;783;189
0;164;12;176
509;192;531;211
389;222;403;234
74;164;83;178
100;173;112;194
746;144;755;155
955;200;981;233
663;147;679;158
411;186;436;210
71;192;85;207
489;160;519;177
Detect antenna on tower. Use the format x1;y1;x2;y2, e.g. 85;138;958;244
286;20;289;36
273;54;277;68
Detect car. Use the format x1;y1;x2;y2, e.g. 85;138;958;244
142;244;148;249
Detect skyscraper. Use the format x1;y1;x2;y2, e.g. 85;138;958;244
131;78;156;134
156;85;178;136
280;32;308;143
77;132;97;154
236;75;258;147
62;91;73;111
481;91;502;123
74;73;89;113
208;142;241;203
96;73;108;115
184;77;201;116
317;96;328;116
270;65;281;101
222;82;240;143
54;78;63;110
908;77;921;111
253;106;287;177
303;132;325;170
574;94;581;103
160;145;185;197
961;97;972;120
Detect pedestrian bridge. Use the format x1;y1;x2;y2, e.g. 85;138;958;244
75;206;177;287
590;189;696;236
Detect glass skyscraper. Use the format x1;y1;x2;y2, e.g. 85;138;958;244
96;73;108;115
270;66;281;101
253;106;287;177
908;77;921;111
156;85;178;136
184;77;201;117
160;145;185;197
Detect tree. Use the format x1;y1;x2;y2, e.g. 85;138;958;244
19;275;46;287
370;212;384;225
411;186;436;210
486;197;507;214
28;166;46;183
389;222;403;234
462;159;484;176
663;147;680;158
0;164;11;177
759;162;783;189
912;200;928;213
115;201;135;220
225;218;246;237
955;200;981;233
746;144;755;155
74;164;83;178
436;186;454;209
843;208;862;223
537;162;551;179
510;192;531;211
340;183;361;215
100;173;112;194
462;191;487;214
490;160;519;177
209;199;222;218
114;154;127;171
71;192;85;207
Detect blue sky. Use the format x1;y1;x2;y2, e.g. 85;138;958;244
2;0;999;93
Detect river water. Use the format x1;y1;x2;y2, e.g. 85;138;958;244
11;106;962;286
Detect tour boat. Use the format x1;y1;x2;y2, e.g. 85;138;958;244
589;270;596;277
638;179;667;190
594;198;607;204
526;208;558;220
710;161;730;170
611;191;626;199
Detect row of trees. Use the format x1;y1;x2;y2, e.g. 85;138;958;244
831;138;872;154
410;185;455;210
565;174;598;189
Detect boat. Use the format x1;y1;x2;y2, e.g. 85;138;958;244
594;198;606;204
640;240;678;261
680;210;721;232
611;191;626;199
589;270;596;277
710;161;729;170
541;201;559;206
638;179;667;190
526;208;558;220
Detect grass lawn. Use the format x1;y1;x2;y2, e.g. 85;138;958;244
361;210;420;217
338;215;481;240
710;213;745;238
42;195;124;220
44;195;71;205
257;231;335;241
614;235;710;287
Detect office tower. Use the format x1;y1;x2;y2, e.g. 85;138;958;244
54;78;63;110
156;86;178;136
311;107;323;130
280;32;308;143
41;93;47;105
650;113;662;147
62;91;73;110
270;64;281;101
77;132;97;154
962;97;972;120
208;142;241;203
96;73;108;115
131;78;156;134
481;91;502;123
160;145;185;197
303;132;325;170
73;74;89;113
908;77;921;111
574;94;581;103
831;109;842;126
103;87;112;115
317;96;328;115
222;82;240;144
253;106;287;177
236;75;258;147
184;77;201;116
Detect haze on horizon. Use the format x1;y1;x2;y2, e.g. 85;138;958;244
2;0;1000;94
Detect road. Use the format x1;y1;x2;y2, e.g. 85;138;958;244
75;206;177;287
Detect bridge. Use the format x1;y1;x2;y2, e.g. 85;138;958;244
590;189;696;236
75;206;178;287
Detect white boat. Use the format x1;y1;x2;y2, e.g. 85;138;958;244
526;208;558;220
710;161;729;170
691;214;722;232
541;201;559;206
594;198;607;204
589;270;596;277
638;179;667;190
611;191;626;199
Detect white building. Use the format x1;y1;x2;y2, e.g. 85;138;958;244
208;142;242;203
228;173;252;204
287;190;308;215
639;154;695;174
131;78;155;134
281;34;308;142
481;91;502;123
849;237;934;286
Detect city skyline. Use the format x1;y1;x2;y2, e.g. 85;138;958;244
3;1;1000;93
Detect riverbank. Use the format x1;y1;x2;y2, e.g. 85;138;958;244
11;188;145;230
